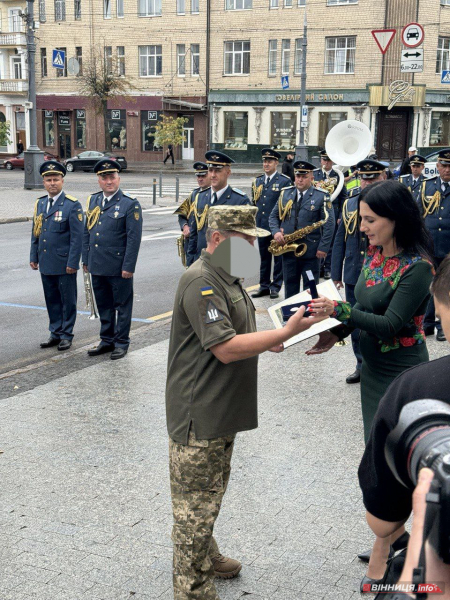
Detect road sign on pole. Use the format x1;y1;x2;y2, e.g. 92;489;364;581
281;75;289;90
441;71;450;84
401;47;423;73
401;23;424;48
301;105;308;127
52;49;65;69
371;29;396;54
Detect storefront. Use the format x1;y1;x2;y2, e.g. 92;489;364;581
0;100;28;155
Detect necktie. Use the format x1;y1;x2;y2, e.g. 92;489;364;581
48;197;53;212
266;177;270;186
102;196;107;208
298;191;303;204
212;192;218;205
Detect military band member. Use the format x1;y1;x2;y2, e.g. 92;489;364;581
187;150;251;263
173;161;211;267
314;150;348;280
82;159;142;360
399;154;426;204
30;161;83;351
420;149;450;341
251;148;291;299
268;160;336;298
330;159;387;384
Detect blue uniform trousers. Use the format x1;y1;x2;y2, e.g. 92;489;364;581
323;224;338;273
424;256;443;333
258;236;283;292
41;273;78;340
345;283;362;371
92;275;134;349
282;254;320;299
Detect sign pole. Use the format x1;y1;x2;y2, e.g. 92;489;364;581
296;9;308;162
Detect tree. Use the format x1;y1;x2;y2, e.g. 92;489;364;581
77;45;134;152
154;115;188;162
0;121;11;148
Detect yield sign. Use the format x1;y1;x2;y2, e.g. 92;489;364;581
371;29;396;54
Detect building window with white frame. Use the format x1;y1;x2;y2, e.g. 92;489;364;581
39;0;46;22
327;0;357;4
191;0;199;12
41;48;47;77
294;38;302;74
177;0;185;13
9;8;23;31
270;0;279;7
284;0;292;7
117;0;124;17
224;112;248;150
224;41;250;75
12;56;22;79
104;0;111;17
325;36;356;74
139;45;162;76
442;0;450;5
177;44;186;75
436;37;450;74
191;44;199;75
225;0;252;8
74;0;81;19
268;40;277;76
54;0;65;21
281;39;290;75
105;46;113;74
75;46;83;75
138;0;162;16
117;46;125;75
298;0;305;4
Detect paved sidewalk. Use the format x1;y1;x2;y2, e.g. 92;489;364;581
1;310;448;600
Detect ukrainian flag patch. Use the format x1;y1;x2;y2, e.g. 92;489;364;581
201;286;214;296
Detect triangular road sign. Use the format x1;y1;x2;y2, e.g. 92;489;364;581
371;29;396;54
53;52;64;66
442;71;450;84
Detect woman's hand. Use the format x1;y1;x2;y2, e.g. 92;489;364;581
308;295;335;317
305;330;339;355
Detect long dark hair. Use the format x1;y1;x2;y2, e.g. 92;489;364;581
358;180;434;263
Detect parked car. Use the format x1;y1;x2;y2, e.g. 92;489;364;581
64;151;127;172
393;150;440;180
4;152;58;170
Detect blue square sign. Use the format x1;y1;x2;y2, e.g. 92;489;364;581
441;70;450;84
281;76;289;90
52;49;65;69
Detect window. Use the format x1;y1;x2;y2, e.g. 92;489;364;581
224;112;248;150
117;46;125;75
224;41;250;75
74;0;81;18
177;44;186;75
39;0;46;22
117;0;124;16
270;0;279;7
107;109;127;150
430;112;450;146
12;57;22;79
76;46;83;75
105;46;113;74
139;45;162;76
436;37;450;74
284;0;292;6
268;40;277;76
104;0;111;17
55;46;67;76
141;111;162;151
54;0;66;20
327;0;357;4
177;0;185;13
294;38;302;74
75;109;86;148
41;48;47;77
191;0;199;12
226;0;252;9
138;0;162;16
271;112;296;150
43;111;55;146
318;111;347;147
9;9;22;32
191;44;199;75
281;39;290;75
442;0;450;4
325;36;356;74
298;0;305;4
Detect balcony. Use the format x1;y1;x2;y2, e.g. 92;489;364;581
0;79;28;93
0;32;26;47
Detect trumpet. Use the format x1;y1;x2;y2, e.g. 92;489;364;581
269;205;329;257
83;271;99;319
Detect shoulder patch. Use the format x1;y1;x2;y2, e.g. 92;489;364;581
65;194;78;201
280;173;291;181
122;193;136;200
426;175;438;182
38;195;47;200
204;300;224;324
232;188;246;196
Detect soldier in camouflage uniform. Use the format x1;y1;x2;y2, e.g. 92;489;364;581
166;205;325;599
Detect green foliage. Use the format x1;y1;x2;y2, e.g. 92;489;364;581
153;115;188;149
0;121;11;147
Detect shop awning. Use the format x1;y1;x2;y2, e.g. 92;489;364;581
163;98;206;110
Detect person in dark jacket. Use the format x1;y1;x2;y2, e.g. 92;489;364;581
17;139;24;154
399;146;418;176
281;152;295;183
164;144;175;164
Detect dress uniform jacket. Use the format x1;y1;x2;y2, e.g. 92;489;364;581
420;176;450;258
188;185;251;262
313;167;347;220
30;192;84;274
252;172;292;228
82;189;142;275
268;185;335;260
399;173;424;204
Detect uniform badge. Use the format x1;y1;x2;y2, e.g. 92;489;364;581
134;212;140;221
78;213;83;222
327;201;332;209
201;286;214;297
114;211;119;218
205;300;223;324
54;211;62;221
273;184;279;191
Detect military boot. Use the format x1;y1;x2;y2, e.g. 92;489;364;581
211;553;242;579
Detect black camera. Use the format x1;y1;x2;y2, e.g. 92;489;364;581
385;399;450;563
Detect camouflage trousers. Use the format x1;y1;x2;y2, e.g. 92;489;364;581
169;429;236;600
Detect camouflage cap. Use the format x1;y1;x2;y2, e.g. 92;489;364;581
208;205;271;237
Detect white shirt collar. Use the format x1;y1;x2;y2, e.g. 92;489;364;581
48;191;63;203
265;172;275;183
212;186;228;202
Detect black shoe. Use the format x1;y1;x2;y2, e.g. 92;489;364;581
346;370;361;384
40;337;60;348
270;290;279;299
324;271;331;280
251;289;270;298
111;347;127;360
88;343;115;356
58;340;72;351
423;325;434;336
358;532;409;563
360;575;385;593
436;330;446;342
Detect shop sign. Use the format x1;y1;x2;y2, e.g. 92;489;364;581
45;110;54;118
369;82;425;108
127;111;139;116
58;114;70;126
147;111;159;121
76;109;85;119
275;93;345;102
111;110;121;119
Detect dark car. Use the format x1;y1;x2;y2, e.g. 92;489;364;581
4;152;58;170
64;151;127;172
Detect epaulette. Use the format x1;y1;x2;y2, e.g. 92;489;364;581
65;194;78;202
425;175;438;182
283;185;295;190
314;187;328;194
349;187;361;198
122;193;136;200
232;187;246;196
38;194;47;200
313;167;321;173
279;173;291;181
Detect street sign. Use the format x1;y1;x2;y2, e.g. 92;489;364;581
52;49;65;69
281;75;289;90
67;57;80;76
401;46;423;73
441;71;450;84
401;23;424;48
371;29;396;54
301;105;308;127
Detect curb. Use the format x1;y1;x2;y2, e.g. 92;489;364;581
0;216;31;224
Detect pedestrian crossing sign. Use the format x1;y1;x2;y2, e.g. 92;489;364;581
52;49;65;69
281;76;289;90
441;70;450;84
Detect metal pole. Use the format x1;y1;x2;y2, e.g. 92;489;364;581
175;176;179;203
159;172;162;197
153;178;156;205
296;10;308;162
24;0;44;189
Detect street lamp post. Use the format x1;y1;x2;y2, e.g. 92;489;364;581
24;0;44;189
295;10;308;162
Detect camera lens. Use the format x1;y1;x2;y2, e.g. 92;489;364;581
409;428;450;485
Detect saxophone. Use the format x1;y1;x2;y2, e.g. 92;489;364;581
268;204;329;257
177;234;187;268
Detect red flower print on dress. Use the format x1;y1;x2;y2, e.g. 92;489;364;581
383;257;401;278
371;250;384;269
400;337;416;347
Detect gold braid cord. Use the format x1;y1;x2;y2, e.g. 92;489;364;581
32;200;43;238
342;200;358;241
422;190;441;218
86;197;101;231
174;193;192;217
252;180;263;203
193;196;209;230
278;189;294;222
